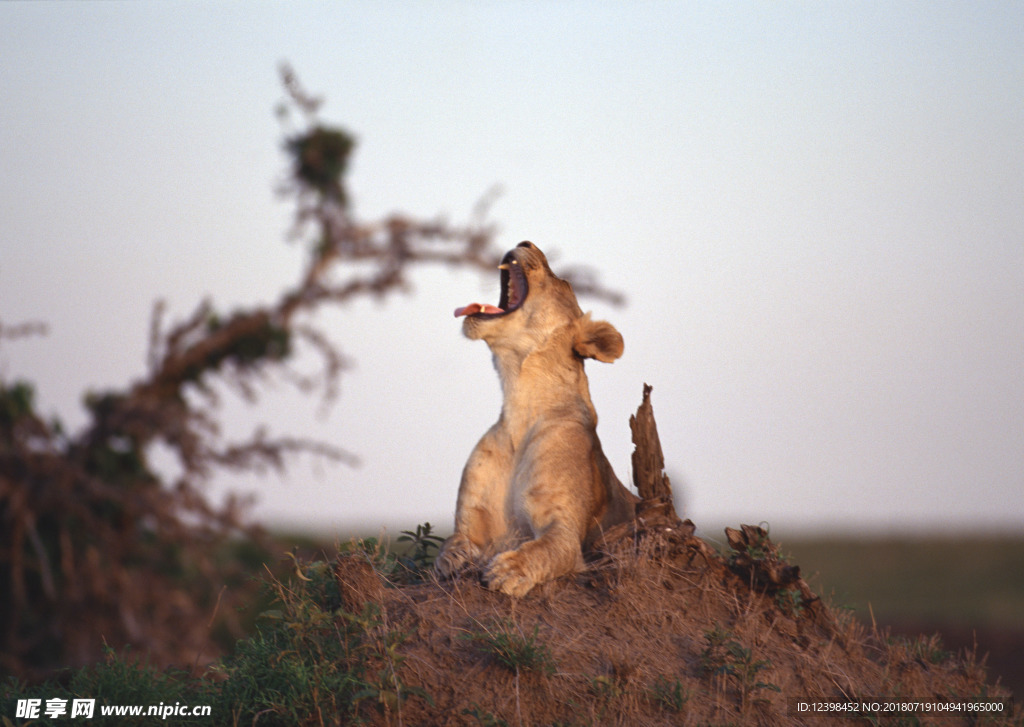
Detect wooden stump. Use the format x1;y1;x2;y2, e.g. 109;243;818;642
630;384;692;534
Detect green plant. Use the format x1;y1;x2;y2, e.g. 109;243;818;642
730;523;774;564
649;675;689;713
214;558;429;725
0;650;211;727
462;705;511;727
348;536;401;580
774;586;806;617
397;522;446;576
700;625;780;710
463;619;557;676
590;675;623;701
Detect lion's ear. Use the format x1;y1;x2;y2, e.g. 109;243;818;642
574;313;624;363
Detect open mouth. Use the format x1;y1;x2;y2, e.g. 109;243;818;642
454;254;528;318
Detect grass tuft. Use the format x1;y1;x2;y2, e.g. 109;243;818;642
462;619;557;676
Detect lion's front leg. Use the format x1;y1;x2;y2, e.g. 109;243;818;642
485;430;595;597
435;427;513;581
485;524;583;597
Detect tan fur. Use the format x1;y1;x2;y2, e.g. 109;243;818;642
435;242;638;597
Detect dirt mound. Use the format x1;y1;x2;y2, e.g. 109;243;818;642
322;387;1014;725
334;519;1013;726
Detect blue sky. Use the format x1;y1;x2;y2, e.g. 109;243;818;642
2;2;1022;539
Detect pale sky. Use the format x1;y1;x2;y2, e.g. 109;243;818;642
2;2;1022;540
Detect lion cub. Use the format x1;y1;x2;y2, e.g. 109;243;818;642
436;241;638;597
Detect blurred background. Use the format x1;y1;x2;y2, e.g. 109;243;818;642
2;1;1021;694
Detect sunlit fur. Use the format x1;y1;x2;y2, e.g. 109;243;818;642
436;242;638;597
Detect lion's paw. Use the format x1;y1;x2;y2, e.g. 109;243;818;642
485;550;539;598
434;535;481;580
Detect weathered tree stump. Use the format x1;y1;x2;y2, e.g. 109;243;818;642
594;384;702;554
629;384;694;536
630;384;678;514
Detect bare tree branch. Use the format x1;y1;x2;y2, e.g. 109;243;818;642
0;65;625;680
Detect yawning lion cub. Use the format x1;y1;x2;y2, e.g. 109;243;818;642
435;241;638;597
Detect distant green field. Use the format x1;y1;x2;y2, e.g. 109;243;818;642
781;536;1024;629
781;535;1024;699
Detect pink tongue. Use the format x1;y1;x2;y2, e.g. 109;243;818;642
454;303;504;317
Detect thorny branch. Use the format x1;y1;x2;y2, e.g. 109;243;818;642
0;65;623;680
